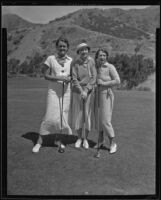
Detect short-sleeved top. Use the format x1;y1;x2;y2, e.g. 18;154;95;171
98;62;120;93
44;54;73;77
72;56;97;94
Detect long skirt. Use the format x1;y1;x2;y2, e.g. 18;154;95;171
71;91;95;131
39;81;72;135
95;87;115;138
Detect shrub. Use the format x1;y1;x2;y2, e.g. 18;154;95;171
8;58;20;74
109;53;155;89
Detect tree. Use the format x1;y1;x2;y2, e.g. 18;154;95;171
8;59;20;74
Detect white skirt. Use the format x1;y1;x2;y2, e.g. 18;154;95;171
39;81;72;135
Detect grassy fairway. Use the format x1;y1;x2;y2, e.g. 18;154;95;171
7;77;155;195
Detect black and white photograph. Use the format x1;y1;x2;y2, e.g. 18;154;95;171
1;2;160;197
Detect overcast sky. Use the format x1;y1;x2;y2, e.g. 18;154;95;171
2;5;150;24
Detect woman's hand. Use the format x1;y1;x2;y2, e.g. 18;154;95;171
80;91;87;99
97;79;105;86
59;76;71;83
97;74;111;82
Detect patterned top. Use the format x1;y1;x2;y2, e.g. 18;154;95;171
72;56;97;93
97;61;120;93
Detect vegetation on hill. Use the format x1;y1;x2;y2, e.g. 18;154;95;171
2;14;42;31
3;6;159;91
7;52;155;90
53;6;160;38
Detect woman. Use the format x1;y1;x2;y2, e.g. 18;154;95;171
32;37;72;153
94;48;120;154
71;42;97;149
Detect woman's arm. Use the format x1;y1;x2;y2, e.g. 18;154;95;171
84;60;97;93
98;64;120;87
72;63;83;94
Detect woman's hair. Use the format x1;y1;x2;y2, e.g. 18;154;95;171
55;36;70;48
95;48;109;70
95;48;109;61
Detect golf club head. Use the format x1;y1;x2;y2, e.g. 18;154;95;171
94;152;100;158
58;147;65;153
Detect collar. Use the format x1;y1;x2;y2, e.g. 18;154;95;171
56;54;70;61
79;56;90;64
99;61;109;68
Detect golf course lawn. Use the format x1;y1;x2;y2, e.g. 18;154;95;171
7;77;156;195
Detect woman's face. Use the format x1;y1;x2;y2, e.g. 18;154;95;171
56;41;68;57
79;47;89;60
97;51;107;65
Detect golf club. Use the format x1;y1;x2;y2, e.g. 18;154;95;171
58;81;65;153
82;98;86;147
94;85;101;158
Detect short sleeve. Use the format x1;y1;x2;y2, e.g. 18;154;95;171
44;56;51;68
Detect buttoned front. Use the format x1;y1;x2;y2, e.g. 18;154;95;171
44;55;72;77
72;56;96;93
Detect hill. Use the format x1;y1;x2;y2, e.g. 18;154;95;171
2;14;41;31
3;6;159;90
3;6;159;64
52;6;160;39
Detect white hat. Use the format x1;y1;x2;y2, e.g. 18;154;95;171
76;43;90;54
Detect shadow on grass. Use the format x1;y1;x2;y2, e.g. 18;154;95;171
22;132;97;148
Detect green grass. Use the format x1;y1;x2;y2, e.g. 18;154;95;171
7;77;156;195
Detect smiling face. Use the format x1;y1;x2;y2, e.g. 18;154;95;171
79;47;89;60
97;50;107;65
56;41;68;57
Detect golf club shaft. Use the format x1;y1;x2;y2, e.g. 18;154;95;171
82;99;86;139
97;85;100;155
59;81;65;151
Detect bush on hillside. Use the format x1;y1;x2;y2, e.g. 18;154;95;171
7;52;155;90
8;58;20;74
109;54;155;89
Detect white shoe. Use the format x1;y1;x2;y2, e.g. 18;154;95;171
60;143;65;149
32;144;41;153
83;139;89;149
110;143;117;154
75;139;82;148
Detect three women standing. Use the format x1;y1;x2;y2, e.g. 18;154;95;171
32;38;120;154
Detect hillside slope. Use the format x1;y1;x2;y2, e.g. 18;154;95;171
2;14;41;31
3;6;159;64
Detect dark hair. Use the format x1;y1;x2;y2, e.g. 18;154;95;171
80;39;87;43
95;48;109;61
55;36;70;48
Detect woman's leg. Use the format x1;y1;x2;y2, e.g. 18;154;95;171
32;135;43;153
82;129;89;149
75;128;82;148
94;130;105;148
84;129;89;139
100;92;117;153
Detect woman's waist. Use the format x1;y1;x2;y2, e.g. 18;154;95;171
98;87;113;94
48;81;71;90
